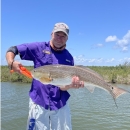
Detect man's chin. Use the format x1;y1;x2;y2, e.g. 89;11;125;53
53;43;66;50
55;43;65;48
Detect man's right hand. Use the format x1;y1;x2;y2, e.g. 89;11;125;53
10;61;23;74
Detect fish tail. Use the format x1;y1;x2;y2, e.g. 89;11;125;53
111;85;129;99
110;85;130;108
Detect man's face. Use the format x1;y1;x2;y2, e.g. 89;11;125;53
51;31;68;48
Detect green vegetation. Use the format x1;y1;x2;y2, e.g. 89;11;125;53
1;63;130;84
1;66;33;83
87;62;130;84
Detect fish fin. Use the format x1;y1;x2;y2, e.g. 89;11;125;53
84;84;95;93
111;85;129;99
109;85;130;108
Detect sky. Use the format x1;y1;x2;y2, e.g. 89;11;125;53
1;0;130;66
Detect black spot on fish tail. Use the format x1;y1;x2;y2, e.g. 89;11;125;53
110;85;129;99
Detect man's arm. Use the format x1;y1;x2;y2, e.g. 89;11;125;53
6;46;22;73
6;52;15;67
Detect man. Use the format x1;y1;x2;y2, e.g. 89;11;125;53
6;22;84;130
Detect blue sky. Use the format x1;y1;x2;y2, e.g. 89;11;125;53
1;0;130;66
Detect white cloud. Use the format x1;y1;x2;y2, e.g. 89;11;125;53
74;55;130;66
118;57;130;65
97;44;103;47
74;56;104;64
116;30;130;51
122;46;128;51
73;55;88;63
74;56;104;65
1;54;130;67
105;35;118;42
97;58;103;62
106;30;130;52
124;57;130;62
88;59;96;63
91;43;104;49
106;58;115;63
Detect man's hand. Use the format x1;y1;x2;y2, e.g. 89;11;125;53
70;76;84;88
60;76;84;91
10;61;23;74
6;51;23;74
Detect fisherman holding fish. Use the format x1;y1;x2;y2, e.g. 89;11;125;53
6;22;84;130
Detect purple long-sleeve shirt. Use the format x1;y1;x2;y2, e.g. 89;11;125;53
17;41;74;110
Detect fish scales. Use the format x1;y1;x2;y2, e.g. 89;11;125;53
49;65;110;90
31;64;129;101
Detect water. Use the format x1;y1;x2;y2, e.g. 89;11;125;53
1;82;130;130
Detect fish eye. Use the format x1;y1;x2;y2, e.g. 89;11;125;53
109;85;114;90
110;86;114;90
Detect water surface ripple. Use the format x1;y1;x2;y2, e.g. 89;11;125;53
1;82;130;130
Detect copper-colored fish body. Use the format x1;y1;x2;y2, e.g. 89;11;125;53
31;64;129;101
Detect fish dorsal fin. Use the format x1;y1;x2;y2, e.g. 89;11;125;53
75;66;104;80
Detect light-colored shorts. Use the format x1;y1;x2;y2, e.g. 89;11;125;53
26;99;72;130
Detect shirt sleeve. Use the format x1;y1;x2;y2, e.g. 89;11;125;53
16;42;43;61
